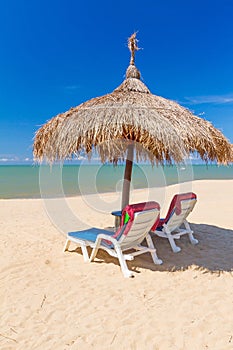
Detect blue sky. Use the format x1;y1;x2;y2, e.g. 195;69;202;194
0;0;233;162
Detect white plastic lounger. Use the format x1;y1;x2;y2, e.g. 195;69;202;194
151;192;198;253
64;202;162;277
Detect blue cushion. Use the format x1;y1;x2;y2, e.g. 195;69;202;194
68;227;114;243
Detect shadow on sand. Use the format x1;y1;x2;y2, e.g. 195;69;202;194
71;223;233;275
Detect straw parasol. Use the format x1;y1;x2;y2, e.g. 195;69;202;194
33;33;232;209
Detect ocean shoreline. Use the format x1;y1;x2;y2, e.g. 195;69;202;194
0;164;232;199
0;177;232;200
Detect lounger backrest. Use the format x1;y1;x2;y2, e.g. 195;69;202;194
164;193;197;231
110;201;160;248
118;208;160;250
120;201;160;233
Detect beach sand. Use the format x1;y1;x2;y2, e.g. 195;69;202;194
1;180;233;349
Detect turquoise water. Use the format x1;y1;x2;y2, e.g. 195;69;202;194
0;164;232;199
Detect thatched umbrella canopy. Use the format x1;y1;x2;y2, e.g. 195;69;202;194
33;33;232;209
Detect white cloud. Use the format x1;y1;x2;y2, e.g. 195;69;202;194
0;154;19;160
0;155;32;163
0;157;18;162
183;94;233;105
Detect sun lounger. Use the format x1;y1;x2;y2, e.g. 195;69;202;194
64;201;162;277
151;192;198;253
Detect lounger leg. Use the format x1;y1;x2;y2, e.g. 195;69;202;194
80;243;89;262
63;238;90;262
184;220;199;245
114;244;134;278
145;234;163;265
63;239;71;252
89;239;101;262
164;225;181;253
89;237;133;278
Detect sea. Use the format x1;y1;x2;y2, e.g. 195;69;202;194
0;163;232;199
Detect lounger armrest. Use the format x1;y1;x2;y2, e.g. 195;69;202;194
89;233;120;262
95;233;119;246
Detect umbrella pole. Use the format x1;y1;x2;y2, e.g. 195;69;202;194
121;144;134;209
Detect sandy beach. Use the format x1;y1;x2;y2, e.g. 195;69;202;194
1;179;233;350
